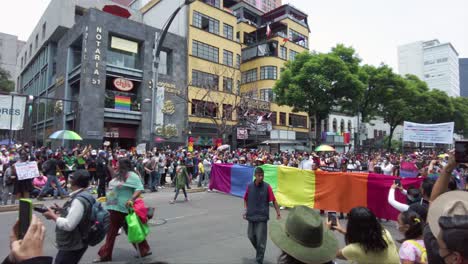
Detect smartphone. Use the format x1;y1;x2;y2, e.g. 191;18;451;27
395;178;402;187
19;199;33;239
33;205;49;213
455;141;468;163
328;212;337;227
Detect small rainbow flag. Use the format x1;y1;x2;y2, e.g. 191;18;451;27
115;95;131;111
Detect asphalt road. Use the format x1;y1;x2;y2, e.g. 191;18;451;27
0;189;403;264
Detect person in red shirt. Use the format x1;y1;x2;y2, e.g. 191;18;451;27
243;167;280;264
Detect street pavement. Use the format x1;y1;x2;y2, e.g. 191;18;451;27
0;189;403;264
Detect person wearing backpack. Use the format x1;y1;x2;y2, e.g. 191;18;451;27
42;169;95;264
396;210;427;264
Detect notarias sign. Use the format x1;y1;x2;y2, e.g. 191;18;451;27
113;78;134;91
0;95;26;130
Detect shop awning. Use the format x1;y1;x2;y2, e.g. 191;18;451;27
261;139;303;145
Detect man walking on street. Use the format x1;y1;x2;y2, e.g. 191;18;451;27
243;167;281;264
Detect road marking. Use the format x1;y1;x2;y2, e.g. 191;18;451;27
164;211;208;221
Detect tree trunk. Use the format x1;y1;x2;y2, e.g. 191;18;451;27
313;114;322;149
387;125;396;151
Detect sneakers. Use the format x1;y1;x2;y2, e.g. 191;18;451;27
169;200;175;204
157;186;162;189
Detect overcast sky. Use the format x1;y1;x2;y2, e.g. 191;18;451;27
1;0;467;71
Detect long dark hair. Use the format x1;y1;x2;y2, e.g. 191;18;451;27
117;158;133;182
345;207;388;253
399;210;424;241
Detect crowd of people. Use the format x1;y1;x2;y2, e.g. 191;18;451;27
0;142;467;264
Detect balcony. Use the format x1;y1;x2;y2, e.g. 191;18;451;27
241;41;279;62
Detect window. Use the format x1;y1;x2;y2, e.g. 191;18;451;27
437;57;448;63
158;50;172;75
21;57;23;67
35;34;39;49
193;11;219;35
289;50;298;61
271;112;277;125
223;104;233;120
236;54;241;69
192;40;218;63
223;77;233;92
280;46;287;59
192;70;219;90
260;66;277;80
192;99;218;117
223;50;233;66
242;68;257;84
108;36;141;69
29;44;32;57
42;22;46;40
260;88;273;102
279;112;286;126
424;60;435;65
289;114;307;128
202;0;220;8
223;24;233;40
237;80;241;95
289;29;308;48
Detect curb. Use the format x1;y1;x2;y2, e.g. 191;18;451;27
0;202;44;213
186;187;206;193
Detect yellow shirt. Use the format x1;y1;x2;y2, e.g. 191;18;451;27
342;229;400;264
198;162;204;174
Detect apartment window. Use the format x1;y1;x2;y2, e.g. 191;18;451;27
237;80;241;95
223;77;233;92
289;50;298;61
42;22;46;40
242;68;257;84
21;57;23;67
192;99;218;117
158;50;172;75
259;88;273;102
223;104;233;120
236;54;241;69
289;114;307;128
260;66;277;80
192;40;218;63
223;50;233;66
35;34;39;49
280;46;287;59
271;112;277;125
29;44;32;57
223;24;233;40
289;29;308;48
202;0;220;8
437;57;448;63
108;36;141;69
279;112;286;126
193;11;219;35
192;70;219;90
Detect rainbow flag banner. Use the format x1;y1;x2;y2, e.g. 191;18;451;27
400;161;419;178
209;164;423;220
115;95;131;111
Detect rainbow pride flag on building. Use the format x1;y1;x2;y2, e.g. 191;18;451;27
115;95;131;111
209;164;423;220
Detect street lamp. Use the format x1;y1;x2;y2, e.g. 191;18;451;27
150;0;196;148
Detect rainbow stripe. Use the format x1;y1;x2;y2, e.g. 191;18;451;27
210;164;423;220
115;96;131;111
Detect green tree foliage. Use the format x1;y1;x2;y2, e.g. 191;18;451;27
452;96;468;137
274;45;364;144
0;67;15;93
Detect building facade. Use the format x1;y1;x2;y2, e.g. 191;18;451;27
398;39;460;97
460;58;468;97
16;0;187;148
243;0;282;12
0;32;25;84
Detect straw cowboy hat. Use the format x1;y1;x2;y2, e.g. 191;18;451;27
270;206;338;264
427;191;468;238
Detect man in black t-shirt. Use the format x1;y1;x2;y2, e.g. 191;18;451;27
37;155;67;200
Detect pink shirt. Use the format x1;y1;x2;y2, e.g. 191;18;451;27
399;239;425;263
33;176;48;188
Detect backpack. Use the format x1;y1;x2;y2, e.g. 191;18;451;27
407;240;428;264
76;193;110;246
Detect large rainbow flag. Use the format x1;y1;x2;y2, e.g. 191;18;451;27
115;95;131;111
209;164;423;220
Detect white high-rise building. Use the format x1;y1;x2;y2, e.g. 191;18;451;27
398;39;460;97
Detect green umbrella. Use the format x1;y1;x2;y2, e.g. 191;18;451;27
49;130;83;140
315;144;335;152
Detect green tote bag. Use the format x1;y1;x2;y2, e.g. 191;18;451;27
126;209;150;244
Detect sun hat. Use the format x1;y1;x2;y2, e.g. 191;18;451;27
427;191;468;238
270;206;338;264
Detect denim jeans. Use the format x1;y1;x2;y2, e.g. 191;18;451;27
149;171;160;190
1;182;16;205
204;170;211;186
247;221;268;264
38;175;67;197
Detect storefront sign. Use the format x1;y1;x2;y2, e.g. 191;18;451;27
157;82;181;95
113;78;134;91
111;36;138;54
0;95;26;130
92;26;103;85
243;98;270;111
15;161;40;180
162;100;175;115
155;124;178;138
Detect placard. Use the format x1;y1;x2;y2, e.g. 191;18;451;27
0;95;27;130
403;121;454;144
136;143;146;155
15;161;40;180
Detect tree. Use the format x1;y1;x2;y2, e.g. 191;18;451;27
274;45;364;145
452;96;468;137
0;67;15;93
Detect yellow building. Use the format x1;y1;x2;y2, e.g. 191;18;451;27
139;0;312;149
